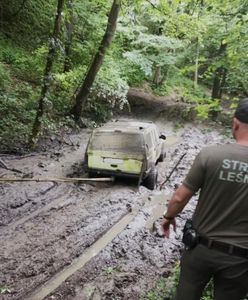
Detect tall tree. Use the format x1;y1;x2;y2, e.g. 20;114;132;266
193;0;205;89
30;0;65;144
211;42;227;99
64;0;74;72
70;0;121;123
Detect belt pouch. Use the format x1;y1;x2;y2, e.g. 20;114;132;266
182;219;199;250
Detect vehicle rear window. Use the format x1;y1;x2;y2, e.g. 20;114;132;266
90;132;144;152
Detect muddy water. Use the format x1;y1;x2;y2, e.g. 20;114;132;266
27;211;137;300
0;119;232;300
28;190;172;300
145;191;172;232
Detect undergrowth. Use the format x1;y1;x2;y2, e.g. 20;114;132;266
152;69;222;121
142;262;248;300
141;262;213;300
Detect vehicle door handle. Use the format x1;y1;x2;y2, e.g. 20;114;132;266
111;164;118;168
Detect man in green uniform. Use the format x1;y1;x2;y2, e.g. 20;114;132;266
161;98;248;300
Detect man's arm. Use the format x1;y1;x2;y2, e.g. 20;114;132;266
162;149;205;238
161;184;194;238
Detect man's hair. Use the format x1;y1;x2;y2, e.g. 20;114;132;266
234;98;248;124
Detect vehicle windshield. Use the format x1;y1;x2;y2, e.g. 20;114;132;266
90;132;144;152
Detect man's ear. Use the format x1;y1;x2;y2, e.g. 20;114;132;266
232;117;239;140
232;117;240;134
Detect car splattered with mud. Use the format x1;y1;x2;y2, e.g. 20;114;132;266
0;117;230;300
85;120;166;190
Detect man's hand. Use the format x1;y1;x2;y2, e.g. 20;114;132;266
161;218;176;238
160;184;194;238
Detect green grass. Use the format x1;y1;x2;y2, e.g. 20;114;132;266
141;263;214;300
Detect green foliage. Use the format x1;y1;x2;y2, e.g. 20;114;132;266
1;0;57;47
123;34;184;80
123;50;153;77
152;68;222;120
152;68;194;96
104;266;116;275
1;48;17;65
0;91;36;150
140;263;180;300
53;66;87;112
0;37;22;64
0;286;11;294
12;56;42;83
194;99;221;120
52;55;130;124
62;0;112;69
141;263;214;300
201;281;214;300
0;36;43;83
83;56;129;123
0;36;41;150
0;0;248;150
0;63;10;90
120;60;147;86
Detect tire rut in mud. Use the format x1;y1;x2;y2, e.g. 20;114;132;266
1;182;143;300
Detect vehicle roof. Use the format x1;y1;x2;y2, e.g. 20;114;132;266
94;120;156;134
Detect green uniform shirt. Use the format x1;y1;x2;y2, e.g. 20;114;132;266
183;143;248;248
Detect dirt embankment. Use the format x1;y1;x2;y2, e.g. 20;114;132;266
0;112;231;300
127;88;233;125
127;88;194;121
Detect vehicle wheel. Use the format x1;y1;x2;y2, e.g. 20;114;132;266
143;167;158;190
88;171;97;178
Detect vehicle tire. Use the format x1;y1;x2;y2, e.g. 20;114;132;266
143;167;158;190
158;150;166;162
88;171;97;178
158;143;166;162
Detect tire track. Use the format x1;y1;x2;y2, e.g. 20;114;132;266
26;209;139;300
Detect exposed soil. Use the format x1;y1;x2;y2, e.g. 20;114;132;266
0;106;232;299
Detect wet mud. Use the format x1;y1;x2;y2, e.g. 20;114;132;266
0;118;231;300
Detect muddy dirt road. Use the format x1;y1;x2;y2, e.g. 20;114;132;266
0;117;230;300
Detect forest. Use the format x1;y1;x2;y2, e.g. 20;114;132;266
0;0;247;151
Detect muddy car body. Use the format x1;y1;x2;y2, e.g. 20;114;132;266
85;120;166;189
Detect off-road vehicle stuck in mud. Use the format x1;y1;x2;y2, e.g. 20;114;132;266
85;120;166;190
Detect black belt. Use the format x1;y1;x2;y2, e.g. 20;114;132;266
198;236;248;259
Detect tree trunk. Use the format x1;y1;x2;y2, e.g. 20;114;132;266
194;1;204;89
70;0;121;122
211;43;227;99
219;67;227;99
211;66;227;99
64;0;74;73
30;0;65;145
194;40;199;89
153;66;162;86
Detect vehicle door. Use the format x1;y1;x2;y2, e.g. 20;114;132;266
144;130;157;168
152;127;162;160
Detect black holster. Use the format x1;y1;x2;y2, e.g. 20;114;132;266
182;219;199;250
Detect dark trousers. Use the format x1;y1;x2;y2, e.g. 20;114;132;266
175;244;248;300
